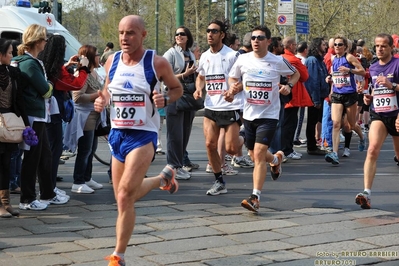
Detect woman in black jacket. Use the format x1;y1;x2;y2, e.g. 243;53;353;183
0;38;28;217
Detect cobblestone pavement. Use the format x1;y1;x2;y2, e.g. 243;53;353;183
1;117;398;266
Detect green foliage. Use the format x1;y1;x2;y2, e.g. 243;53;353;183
58;0;399;54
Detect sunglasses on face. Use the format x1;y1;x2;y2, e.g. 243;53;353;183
334;43;344;47
251;35;267;41
175;32;186;37
206;28;220;34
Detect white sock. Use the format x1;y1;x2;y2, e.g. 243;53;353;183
271;155;279;165
252;189;261;200
364;189;371;196
112;251;124;260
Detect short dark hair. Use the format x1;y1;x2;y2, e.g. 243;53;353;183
208;19;229;44
376;33;393;47
268;36;282;52
106;42;114;49
252;25;272;40
297;41;308;53
225;33;238;47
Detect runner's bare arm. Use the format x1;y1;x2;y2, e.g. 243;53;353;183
194;74;205;100
94;53;114;112
347;54;366;76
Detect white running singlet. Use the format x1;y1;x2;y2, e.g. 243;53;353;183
229;52;296;120
107;51;160;133
197;45;242;111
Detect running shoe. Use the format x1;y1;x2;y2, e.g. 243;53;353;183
159;166;179;194
325;152;339;165
270;151;283;180
241;194;260;212
358;137;366;152
340;132;345;143
286;151;302;160
394;156;399;166
19;200;48;211
175;168;191;180
355;191;371;209
225;154;233;161
105;255;126;266
342;148;351;157
222;163;238;175
206;180;227;195
232;156;254;168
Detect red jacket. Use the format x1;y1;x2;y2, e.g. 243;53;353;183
282;50;313;108
53;66;88;91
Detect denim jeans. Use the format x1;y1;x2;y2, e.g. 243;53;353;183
73;130;98;184
9;149;22;190
321;99;333;148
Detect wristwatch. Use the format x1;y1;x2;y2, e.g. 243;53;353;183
392;82;397;90
287;83;294;89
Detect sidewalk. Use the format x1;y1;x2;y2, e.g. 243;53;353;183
1;196;399;265
1;117;399;265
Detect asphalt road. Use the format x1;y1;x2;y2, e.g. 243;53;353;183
58;116;399;215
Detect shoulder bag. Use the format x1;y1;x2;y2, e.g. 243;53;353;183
0;112;25;143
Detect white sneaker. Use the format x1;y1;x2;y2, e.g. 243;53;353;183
342;148;351;157
86;179;103;190
54;187;70;200
340;133;345;143
175;168;191;180
222;164;238;175
19;200;48;210
54;187;66;195
286;151;302;160
62;150;76;157
205;163;213;173
40;194;69;205
71;184;94;194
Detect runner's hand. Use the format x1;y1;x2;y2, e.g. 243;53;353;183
94;90;106;112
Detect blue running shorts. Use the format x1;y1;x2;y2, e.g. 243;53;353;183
108;128;157;163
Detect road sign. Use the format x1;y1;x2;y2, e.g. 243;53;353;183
296;14;309;21
296;27;309;34
296;21;309;28
278;0;293;14
296;1;309;34
277;13;293;26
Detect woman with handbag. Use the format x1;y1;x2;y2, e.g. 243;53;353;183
163;26;201;180
38;35;90;199
14;24;69;211
64;45;104;194
0;38;28;217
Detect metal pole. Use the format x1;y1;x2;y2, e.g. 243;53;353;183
155;0;159;54
260;0;264;25
176;0;184;27
225;0;229;21
208;0;210;22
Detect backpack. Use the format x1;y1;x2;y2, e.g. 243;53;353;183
62;91;74;123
